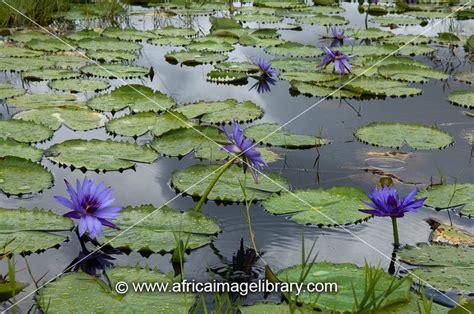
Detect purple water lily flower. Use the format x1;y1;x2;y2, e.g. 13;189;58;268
370;0;379;4
319;47;352;74
359;185;426;218
255;57;277;79
329;26;352;47
55;177;122;239
221;121;267;182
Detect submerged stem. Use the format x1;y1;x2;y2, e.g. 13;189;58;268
194;160;233;212
391;217;400;249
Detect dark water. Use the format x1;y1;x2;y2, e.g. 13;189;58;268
0;2;473;312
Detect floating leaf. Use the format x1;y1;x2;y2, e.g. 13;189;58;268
238;34;286;47
346;28;394;40
38;267;194;313
0;139;43;162
102;27;157;41
296;14;348;25
279;71;337;83
14;105;107;131
405;11;451;19
419;184;474;217
206;70;248;84
0;57;55;72
176;99;262;124
214;62;260;73
234;13;284;24
355;122;454;150
243;123;330;148
0;83;24;100
0;157;53;195
153;26;197;37
6;93;77;110
22;68;80;81
80;64;150;78
40;54;88;69
428;219;474;246
171;164;290;202
372;16;421;26
0;207;72;254
271;59;319;72
265;42;320;57
454;71;474;84
0;120;53;143
64;29;100;41
87;50;138;62
186;40;234;53
0;46;44;58
77;37;142;51
263;187;370;226
290;80;359;98
448;90;474;109
48;79;110;92
293;5;344;14
254;1;306;9
46;139;157;171
277;262;411;312
106;111;192;137
27;38;74;52
378;64;448;83
344;78;422;97
148;37;192;46
102;205;220;253
9;30;50;43
87;85;175;113
399;244;474;294
164;50;228;65
382;34;431;45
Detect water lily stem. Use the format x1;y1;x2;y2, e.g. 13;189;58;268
194;160;234;212
391;217;400;248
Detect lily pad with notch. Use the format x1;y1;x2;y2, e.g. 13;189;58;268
265;42;320;58
296;14;348;25
0;157;53;195
87;50;138;62
0;119;53;143
48;79;110;93
0;57;56;72
77;37;142;51
419;183;474;217
22;68;80;81
0;139;43;162
378;64;448;83
164;50;228;66
448;90;474;109
6;93;77;110
27;38;75;52
80;64;150;79
0;83;25;100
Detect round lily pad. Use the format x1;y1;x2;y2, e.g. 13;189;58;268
87;50;138;62
48;79;110;92
214;62;260;73
378;64;448;83
419;184;474;217
171;164;290;202
296;14;348;25
234;13;284;24
276;262;411;312
206;70;248;84
77;37;142;51
346;28;394;40
64;29;101;41
0;83;25;100
38;267;195;313
0;207;72;254
9;30;50;43
153;27;197;37
345;78;422;97
243;123;330;148
14;105;107;131
382;34;431;45
238;34;286;48
148;37;192;46
176;99;262;124
0;157;53;195
271;59;319;72
102;27;157;41
0;57;55;72
0;46;44;58
0;119;53;143
164;50;228;65
448;90;474;109
87;84;175;113
27;38;74;52
40;54;88;69
355;122;454;150
279;71;337;83
372;16;422;26
102;205;220;253
6;93;77;110
290;80;359;99
80;64;150;78
454;71;474;84
186;40;234;53
22;68;80;81
46;139;158;171
265;42;320;57
262;186;371;226
0;139;43;162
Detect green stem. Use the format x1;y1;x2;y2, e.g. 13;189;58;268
391;217;400;248
365;4;370;30
194;160;233;212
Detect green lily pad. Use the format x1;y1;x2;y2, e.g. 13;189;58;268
372;16;422;26
186;40;234;53
265;42;320;57
153;27;197;37
9;30;50;43
293;5;344;14
106;111;192;137
419;184;474;217
102;205;220;253
262;186;370;226
238;34;286;47
276;262;411;312
0;83;25;100
346;28;394;40
397;44;434;56
164;50;228;65
405;11;451;19
243;123;330;148
40;54;88;69
149;37;192;46
279;71;337;83
0;139;43;162
77;37;142;51
6;93;77;110
0;157;53;195
0;57;55;72
38;267;195;313
22;68;80;81
214;62;260;73
240;302;288;314
48;79;110;92
234;13;284;24
436;32;462;45
296;14;348;25
341;44;395;57
271;59;319;72
194;35;240;45
206;70;248;84
171;164;290;202
64;29;101;41
355;122;454;150
378;64;448;83
87;50;138;62
27;38;74;52
448;90;474;109
254;1;306;9
14;105;107;131
46;139;158;171
290;80;359;99
454;71;474;84
0;120;53;143
0;46;44;58
344;78;422;97
399;244;474;294
102;27;157;41
382;34;431;45
176;99;262;124
80;64;150;78
87;84;175;113
0;207;72;253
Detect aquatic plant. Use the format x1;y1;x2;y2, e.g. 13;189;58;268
319;47;351;75
250;75;277;93
254;58;278;80
250;58;278;94
359;185;426;247
54;177;122;239
328;26;352;47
